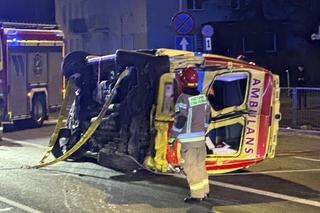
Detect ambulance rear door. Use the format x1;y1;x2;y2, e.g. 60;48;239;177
266;74;281;158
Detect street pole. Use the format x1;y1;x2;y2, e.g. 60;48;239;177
285;69;290;97
179;0;183;10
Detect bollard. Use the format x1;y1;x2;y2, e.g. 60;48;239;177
291;88;298;128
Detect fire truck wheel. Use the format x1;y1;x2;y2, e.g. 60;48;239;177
31;96;46;128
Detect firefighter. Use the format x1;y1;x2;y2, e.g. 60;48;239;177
168;67;211;203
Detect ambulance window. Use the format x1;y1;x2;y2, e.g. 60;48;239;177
206;123;242;155
162;82;174;114
207;73;247;111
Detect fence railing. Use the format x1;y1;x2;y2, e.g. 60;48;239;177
280;87;320;130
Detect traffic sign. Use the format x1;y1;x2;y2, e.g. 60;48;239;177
205;37;212;51
175;36;193;51
201;25;214;37
172;11;195;35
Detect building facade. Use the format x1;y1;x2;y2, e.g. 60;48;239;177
55;0;320;86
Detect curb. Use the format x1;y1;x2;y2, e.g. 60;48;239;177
279;127;320;138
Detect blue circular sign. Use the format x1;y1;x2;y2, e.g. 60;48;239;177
172;11;195;35
201;24;214;37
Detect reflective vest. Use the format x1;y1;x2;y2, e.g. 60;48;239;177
170;93;211;144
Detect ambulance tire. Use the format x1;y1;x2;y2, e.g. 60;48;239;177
31;95;46;128
62;51;90;79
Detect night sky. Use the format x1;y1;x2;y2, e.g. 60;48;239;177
0;0;55;24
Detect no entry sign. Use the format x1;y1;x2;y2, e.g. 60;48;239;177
172;11;195;35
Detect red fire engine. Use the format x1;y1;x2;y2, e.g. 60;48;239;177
0;22;64;132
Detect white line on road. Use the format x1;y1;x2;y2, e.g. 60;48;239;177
0;195;43;213
3;137;320;208
210;180;320;208
213;168;320;176
174;169;320;207
294;156;320;162
2;137;47;149
0;208;13;212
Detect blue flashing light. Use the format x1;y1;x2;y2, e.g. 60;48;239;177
194;52;203;56
197;71;205;92
12;37;17;42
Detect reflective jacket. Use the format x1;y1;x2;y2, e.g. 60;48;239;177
170;89;211;146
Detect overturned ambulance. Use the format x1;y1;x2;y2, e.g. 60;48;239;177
50;49;281;174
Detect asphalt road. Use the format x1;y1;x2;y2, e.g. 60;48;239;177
0;123;319;213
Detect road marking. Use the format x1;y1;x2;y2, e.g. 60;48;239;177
277;149;320;156
294;156;320;162
210;180;320;208
3;137;320;208
0;195;43;213
213;168;320;176
0;208;13;212
173;172;320;208
2;137;47;149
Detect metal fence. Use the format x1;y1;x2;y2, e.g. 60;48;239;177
280;87;320;130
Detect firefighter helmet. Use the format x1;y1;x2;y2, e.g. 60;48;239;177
181;67;198;88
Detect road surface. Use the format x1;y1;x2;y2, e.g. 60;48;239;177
0;124;319;213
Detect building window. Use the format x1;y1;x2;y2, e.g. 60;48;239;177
242;33;255;53
263;32;277;53
122;34;134;50
187;0;203;10
76;38;82;50
231;0;247;10
62;5;67;25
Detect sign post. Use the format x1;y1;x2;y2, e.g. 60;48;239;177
172;11;195;51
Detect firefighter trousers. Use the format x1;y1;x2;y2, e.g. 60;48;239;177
181;143;209;198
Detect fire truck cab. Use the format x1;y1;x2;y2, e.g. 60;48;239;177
0;22;64;130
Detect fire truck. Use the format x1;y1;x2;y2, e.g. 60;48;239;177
44;48;280;174
0;22;64;130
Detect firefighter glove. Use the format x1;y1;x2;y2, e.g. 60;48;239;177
168;137;175;147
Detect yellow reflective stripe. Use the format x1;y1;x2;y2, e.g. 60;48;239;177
186;108;192;133
179;136;205;143
190;181;204;191
202;179;209;186
38;81;71;163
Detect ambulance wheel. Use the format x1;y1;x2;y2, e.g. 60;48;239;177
31;95;46;128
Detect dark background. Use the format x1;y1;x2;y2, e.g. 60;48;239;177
0;0;55;24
